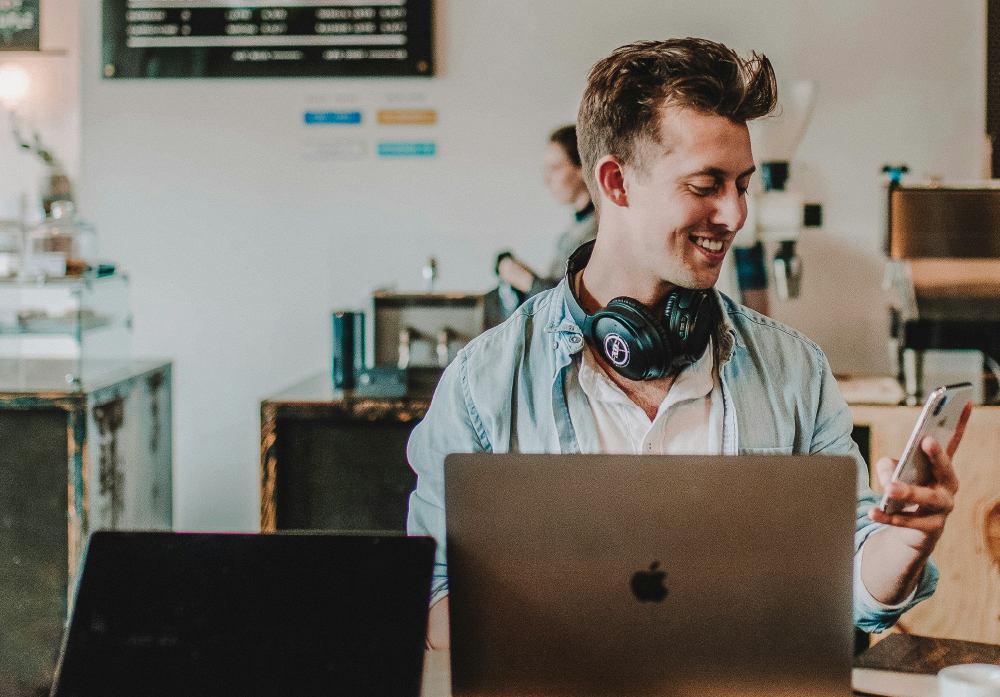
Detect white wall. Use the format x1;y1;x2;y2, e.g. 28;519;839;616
77;0;986;531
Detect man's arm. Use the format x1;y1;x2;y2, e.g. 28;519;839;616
861;403;972;604
498;255;559;299
406;351;490;649
808;358;955;631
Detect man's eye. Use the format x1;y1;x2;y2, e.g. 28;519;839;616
737;186;748;196
690;185;716;196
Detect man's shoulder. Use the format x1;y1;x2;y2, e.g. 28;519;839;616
716;291;826;362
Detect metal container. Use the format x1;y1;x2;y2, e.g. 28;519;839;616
332;311;365;389
0;359;172;696
889;185;1000;259
371;292;484;370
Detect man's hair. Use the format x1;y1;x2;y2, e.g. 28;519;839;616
577;38;778;197
548;124;582;168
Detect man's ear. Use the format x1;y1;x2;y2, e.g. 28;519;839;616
594;155;628;208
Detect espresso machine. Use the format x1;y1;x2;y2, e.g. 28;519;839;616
884;172;1000;404
724;81;820;308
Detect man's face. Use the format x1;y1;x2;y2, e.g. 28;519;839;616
620;106;755;290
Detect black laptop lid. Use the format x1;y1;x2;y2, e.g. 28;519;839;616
52;532;435;697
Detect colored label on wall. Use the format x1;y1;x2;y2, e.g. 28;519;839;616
302;138;367;161
377;109;437;126
304;111;362;125
377;142;436;157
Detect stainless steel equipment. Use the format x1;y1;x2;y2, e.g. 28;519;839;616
371;291;484;369
357;291;485;395
884;181;1000;404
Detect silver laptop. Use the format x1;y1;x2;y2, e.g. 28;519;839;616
445;454;857;697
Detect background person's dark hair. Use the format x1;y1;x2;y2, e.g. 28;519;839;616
577;38;778;200
549;124;582;168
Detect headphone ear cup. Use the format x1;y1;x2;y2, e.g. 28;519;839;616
664;289;714;367
591;297;671;380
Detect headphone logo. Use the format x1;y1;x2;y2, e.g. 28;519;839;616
604;333;630;367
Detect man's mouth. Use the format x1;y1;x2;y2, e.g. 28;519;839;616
690;235;725;253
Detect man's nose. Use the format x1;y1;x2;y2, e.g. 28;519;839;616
711;185;747;232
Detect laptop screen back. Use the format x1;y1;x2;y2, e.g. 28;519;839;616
52;532;434;697
445;454;857;697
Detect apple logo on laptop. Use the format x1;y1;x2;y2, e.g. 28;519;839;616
631;561;668;602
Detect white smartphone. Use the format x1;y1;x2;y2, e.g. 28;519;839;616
878;382;973;516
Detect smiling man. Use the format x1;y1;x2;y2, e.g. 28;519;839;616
407;38;968;649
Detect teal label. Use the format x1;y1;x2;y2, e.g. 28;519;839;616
377;142;436;157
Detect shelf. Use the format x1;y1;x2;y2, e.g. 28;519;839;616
0;315;118;335
0;272;126;287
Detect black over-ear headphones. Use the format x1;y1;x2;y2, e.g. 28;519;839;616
565;241;716;382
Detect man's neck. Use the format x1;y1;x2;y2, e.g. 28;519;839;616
579;234;676;315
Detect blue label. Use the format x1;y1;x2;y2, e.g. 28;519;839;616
304;111;362;125
377;142;436;157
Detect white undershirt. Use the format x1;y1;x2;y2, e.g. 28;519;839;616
577;339;723;455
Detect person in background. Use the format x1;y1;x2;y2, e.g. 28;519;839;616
486;126;598;325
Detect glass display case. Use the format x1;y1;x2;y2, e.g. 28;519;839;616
0;272;131;385
23;201;99;278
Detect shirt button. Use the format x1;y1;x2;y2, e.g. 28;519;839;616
570;335;581;343
553;341;559;349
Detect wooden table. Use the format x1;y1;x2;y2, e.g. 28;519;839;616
851;405;1000;644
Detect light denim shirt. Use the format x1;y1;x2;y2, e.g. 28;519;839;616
406;277;937;633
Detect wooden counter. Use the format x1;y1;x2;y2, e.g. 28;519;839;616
260;372;431;533
851;404;1000;643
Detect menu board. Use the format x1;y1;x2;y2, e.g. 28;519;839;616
0;0;39;51
102;0;433;78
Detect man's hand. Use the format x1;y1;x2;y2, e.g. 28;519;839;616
427;596;450;650
498;256;536;294
861;401;972;604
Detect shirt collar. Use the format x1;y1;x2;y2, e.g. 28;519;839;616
560;240;594;330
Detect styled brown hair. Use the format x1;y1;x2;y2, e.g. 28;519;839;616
549;124;582;168
577;38;778;197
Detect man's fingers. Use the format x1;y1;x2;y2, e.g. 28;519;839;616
882;480;954;514
874;456;898;489
922;436;959;493
945;400;973;458
868;507;949;534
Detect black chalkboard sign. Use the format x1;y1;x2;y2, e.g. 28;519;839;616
102;0;433;78
0;0;39;51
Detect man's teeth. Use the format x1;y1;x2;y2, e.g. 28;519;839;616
694;237;724;252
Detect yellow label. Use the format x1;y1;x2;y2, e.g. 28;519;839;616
377;109;437;126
